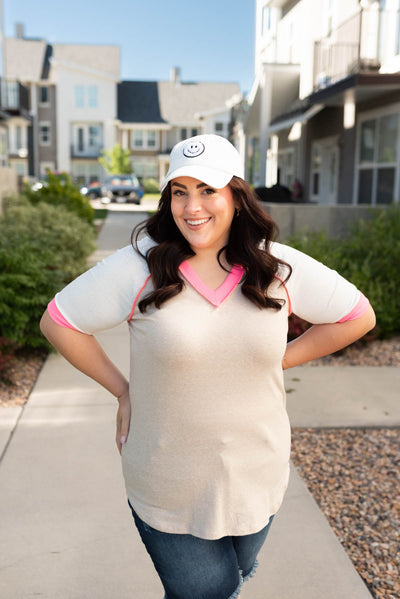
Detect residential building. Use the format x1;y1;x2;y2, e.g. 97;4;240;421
116;68;241;183
2;29;241;187
4;27;119;184
246;0;400;205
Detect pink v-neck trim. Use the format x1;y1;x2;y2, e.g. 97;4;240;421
179;261;245;307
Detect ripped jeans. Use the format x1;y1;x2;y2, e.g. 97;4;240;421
128;500;274;599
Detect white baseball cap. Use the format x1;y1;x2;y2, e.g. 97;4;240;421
160;134;244;191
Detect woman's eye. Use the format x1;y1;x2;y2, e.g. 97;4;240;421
203;188;216;195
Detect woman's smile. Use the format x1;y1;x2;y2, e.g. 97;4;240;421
185;217;212;227
170;176;236;254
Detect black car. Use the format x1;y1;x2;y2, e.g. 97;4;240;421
101;174;143;204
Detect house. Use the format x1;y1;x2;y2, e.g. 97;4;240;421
116;68;241;183
4;27;119;184
245;0;400;205
2;27;242;187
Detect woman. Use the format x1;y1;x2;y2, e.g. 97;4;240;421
40;134;375;599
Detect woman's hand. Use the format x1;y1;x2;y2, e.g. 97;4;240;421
116;389;131;455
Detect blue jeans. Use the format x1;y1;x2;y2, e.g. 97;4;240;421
128;500;274;599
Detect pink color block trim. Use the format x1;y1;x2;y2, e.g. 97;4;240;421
47;298;79;330
128;275;151;321
337;293;370;322
274;276;292;315
179;261;245;307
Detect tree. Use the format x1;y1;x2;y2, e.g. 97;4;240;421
98;144;133;175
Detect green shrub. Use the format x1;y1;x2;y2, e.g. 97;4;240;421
0;201;96;349
24;172;94;223
142;178;160;194
287;207;400;338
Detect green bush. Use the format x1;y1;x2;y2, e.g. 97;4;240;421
24;172;94;223
287;207;400;338
0;201;96;349
142;178;160;194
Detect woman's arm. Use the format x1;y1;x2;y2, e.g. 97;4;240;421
40;309;130;453
282;304;376;370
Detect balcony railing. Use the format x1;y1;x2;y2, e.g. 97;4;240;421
70;144;103;159
0;79;29;111
313;8;399;90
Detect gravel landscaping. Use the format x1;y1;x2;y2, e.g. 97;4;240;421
291;428;399;599
1;337;399;599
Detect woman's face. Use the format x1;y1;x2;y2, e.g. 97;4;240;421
170;176;237;254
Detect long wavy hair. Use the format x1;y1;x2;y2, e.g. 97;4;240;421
131;176;291;313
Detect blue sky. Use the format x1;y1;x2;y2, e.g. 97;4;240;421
3;0;256;95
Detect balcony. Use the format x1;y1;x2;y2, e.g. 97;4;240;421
313;8;398;91
70;144;103;159
0;79;29;112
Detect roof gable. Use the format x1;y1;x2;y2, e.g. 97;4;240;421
118;80;240;125
158;81;239;123
118;81;166;123
5;38;48;81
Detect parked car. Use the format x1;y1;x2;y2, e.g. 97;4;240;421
80;181;103;200
101;174;143;204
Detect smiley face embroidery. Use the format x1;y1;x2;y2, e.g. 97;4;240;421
183;140;205;158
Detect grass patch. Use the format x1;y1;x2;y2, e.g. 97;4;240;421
142;193;160;202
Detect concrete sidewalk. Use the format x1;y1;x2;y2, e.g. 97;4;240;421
2;211;397;598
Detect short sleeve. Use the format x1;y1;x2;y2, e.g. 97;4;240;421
270;242;366;324
54;238;153;334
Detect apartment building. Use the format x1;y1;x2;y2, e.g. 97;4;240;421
0;29;241;187
2;29;119;184
246;0;400;205
116;68;240;183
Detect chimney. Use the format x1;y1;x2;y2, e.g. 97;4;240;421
16;23;25;39
170;67;181;85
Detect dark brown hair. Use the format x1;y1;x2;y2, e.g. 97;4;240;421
131;176;291;312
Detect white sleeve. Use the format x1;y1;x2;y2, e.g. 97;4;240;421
271;241;362;324
54;238;153;334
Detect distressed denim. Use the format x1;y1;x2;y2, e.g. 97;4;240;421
128;500;273;599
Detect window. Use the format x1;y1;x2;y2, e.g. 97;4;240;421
311;146;321;196
16;126;22;150
134;130;144;148
378;114;397;163
325;0;334;36
78;128;85;152
75;85;84;108
40;86;49;105
278;149;295;188
89;125;100;147
5;81;18;107
132;129;158;149
131;158;158;179
215;122;224;133
88;86;98;108
191;128;198;137
0;130;7;166
357;111;399;205
180;128;188;140
14;162;27;176
261;5;271;36
39;122;51;145
360;120;376;162
147;130;156;147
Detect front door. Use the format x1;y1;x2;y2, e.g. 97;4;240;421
311;139;339;204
